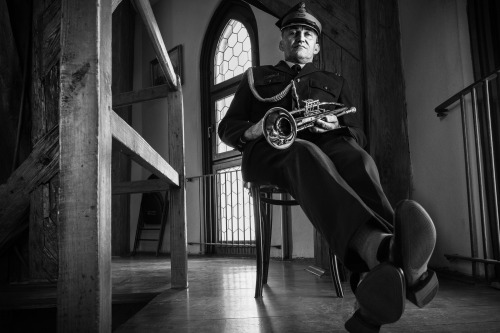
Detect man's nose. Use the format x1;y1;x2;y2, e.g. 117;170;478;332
295;31;306;42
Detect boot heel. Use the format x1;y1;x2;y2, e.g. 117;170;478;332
345;310;381;333
407;269;439;308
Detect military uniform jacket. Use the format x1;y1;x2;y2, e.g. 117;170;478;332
218;61;367;154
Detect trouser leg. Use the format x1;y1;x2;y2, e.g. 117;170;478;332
315;135;394;224
242;136;392;269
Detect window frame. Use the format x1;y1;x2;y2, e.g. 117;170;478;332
200;0;260;174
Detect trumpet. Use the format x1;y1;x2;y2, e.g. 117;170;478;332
262;99;356;149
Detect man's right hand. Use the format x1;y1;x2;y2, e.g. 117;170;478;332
243;117;265;141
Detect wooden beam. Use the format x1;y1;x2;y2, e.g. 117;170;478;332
112;84;170;108
112;0;123;12
167;80;188;289
361;0;411;205
133;0;178;89
111;110;179;186
0;126;59;252
253;0;361;60
112;179;171;195
58;0;112;331
111;0;135;257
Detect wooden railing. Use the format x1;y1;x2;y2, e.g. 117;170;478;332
58;0;187;330
435;67;500;280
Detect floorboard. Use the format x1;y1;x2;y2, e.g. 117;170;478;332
115;257;500;332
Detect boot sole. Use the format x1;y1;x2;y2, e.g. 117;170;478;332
395;200;439;307
345;263;405;332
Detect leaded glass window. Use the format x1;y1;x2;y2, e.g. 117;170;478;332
215;94;235;154
214;19;252;84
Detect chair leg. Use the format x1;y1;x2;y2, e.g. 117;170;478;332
251;185;264;298
329;248;344;298
262;193;273;285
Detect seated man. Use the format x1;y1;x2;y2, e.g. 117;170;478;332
217;2;439;332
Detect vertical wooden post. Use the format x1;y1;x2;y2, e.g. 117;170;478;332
58;0;112;331
111;0;135;256
167;80;188;289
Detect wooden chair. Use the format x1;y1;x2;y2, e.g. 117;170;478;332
246;182;344;298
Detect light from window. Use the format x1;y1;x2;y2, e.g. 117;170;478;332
216;167;255;243
214;19;252;84
215;94;235;154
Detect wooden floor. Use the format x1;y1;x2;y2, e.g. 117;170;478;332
115;257;500;333
0;256;172;331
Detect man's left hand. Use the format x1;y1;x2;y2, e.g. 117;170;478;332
308;114;340;133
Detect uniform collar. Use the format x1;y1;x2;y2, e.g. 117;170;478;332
276;60;319;77
285;61;305;69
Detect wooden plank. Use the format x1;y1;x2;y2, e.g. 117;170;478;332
58;0;112;331
0;126;59;252
112;0;123;12
30;0;62;281
112;84;170;108
111;110;180;186
133;0;178;89
0;0;22;183
254;0;361;60
167;82;188;289
111;0;135;257
361;0;411;206
341;48;364;131
113;179;171;195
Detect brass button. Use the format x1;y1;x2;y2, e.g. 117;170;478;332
297;78;301;82
324;86;328;90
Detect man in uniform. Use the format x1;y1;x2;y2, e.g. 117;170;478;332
218;2;439;332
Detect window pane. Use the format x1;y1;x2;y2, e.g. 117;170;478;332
215;94;235;154
214;19;252;84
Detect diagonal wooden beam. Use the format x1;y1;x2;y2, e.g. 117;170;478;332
112;84;170;108
0;126;59;252
112;179;171;195
111;110;179;186
133;0;178;89
112;0;123;12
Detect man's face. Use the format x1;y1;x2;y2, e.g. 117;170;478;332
279;25;320;64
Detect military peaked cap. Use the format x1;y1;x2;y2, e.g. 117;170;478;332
275;2;322;36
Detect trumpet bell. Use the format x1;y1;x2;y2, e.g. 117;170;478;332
262;107;297;149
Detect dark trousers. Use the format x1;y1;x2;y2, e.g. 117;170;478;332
242;133;394;271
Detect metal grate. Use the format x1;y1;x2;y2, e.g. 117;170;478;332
188;168;256;254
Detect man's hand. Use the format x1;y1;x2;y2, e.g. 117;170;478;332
243;117;265;141
308;114;340;133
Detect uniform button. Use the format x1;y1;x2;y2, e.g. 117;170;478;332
324;86;328;90
297;78;301;82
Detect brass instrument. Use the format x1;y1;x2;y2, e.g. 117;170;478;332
262;99;356;149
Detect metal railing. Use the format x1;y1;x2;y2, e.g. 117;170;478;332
436;67;500;279
187;168;257;255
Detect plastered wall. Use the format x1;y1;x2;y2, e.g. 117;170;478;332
398;0;477;275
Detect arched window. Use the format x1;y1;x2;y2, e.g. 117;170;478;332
202;0;259;167
200;0;259;252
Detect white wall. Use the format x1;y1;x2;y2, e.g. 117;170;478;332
131;0;314;257
398;0;477;275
